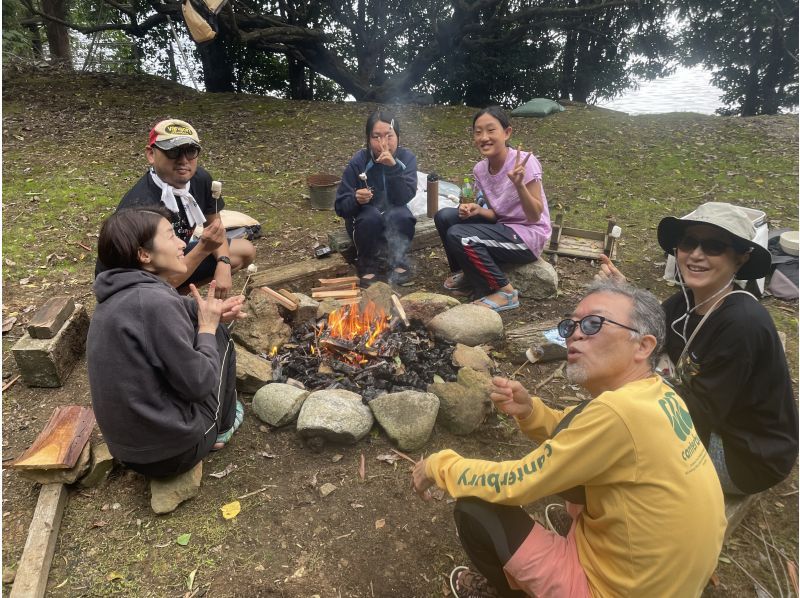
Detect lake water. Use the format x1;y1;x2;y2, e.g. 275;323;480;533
596;66;724;115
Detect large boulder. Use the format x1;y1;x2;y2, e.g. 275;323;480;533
504;260;559;300
427;304;504;346
427;367;493;435
296;389;374;444
369;391;439;451
234;344;273;394
400;292;461;325
252;383;309;427
232;289;292;355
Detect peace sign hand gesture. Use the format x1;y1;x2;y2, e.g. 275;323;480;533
507;144;532;189
375;137;396;167
190;281;224;335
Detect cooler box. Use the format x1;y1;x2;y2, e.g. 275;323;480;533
663;205;768;294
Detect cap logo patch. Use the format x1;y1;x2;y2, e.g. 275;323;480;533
165;124;194;136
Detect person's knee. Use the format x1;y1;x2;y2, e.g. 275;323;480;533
229;239;255;270
446;224;470;249
435;207;458;230
355;206;383;232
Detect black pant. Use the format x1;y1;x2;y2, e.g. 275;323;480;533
453;497;535;597
124;324;238;478
434;208;535;297
346;204;416;274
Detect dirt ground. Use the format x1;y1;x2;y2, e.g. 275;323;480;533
2;64;797;597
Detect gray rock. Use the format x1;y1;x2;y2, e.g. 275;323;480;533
317;298;350;319
234;344;272;394
252;383;309;427
78;442;115;488
400;292;461;325
505;260;559;300
452;344;494;373
232;289;292;355
427;367;492;435
292;293;320;324
18;441;91;485
150;461;202;514
296;389;374;444
12;303;89;388
361;282;394;314
427;304;504;346
369;391;439;451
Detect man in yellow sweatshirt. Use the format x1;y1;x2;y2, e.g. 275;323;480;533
412;279;726;598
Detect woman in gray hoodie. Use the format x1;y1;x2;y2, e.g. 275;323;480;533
87;207;246;477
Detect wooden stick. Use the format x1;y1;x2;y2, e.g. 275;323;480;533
258;286;297;311
318;276;359;285
534;364;564;391
9;483;69;598
312;289;360;299
2;375;21;392
390;295;409;327
277;289;299;304
311;283;357;292
389;448;417;465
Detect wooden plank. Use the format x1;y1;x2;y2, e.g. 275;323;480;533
11;406;95;470
27;297;75;340
560;226;606;241
318;276;359;286
258;286;297;311
391;295;409;327
9;483;69;598
249;254;352;290
277;289;300;305
312;289;361;299
311;283;357;293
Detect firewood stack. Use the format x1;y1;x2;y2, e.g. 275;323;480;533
310;276;361;305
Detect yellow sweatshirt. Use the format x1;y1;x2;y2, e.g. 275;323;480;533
426;376;726;597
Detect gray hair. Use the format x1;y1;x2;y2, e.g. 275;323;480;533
584;279;666;369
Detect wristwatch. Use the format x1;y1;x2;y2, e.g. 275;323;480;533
217;256;231;265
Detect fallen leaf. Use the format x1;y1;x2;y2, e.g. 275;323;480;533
375;518;386;529
718;555;731;564
176;533;191;546
18;278;29;285
106;571;124;581
2;317;17;333
186;568;197;590
432;374;445;384
331;454;343;462
359;453;366;481
376;453;400;465
208;463;237;479
220;500;241;520
351;502;364;509
4;259;15;266
90;520;109;528
319;482;337;497
260;451;276;459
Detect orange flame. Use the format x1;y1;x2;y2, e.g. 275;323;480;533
269;346;278;357
324;301;389;348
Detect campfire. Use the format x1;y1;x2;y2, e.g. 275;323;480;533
317;301;394;366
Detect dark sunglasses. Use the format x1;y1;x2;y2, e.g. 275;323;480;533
156;145;201;160
557;315;640;339
676;235;733;257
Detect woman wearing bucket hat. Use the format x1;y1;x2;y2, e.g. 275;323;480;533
599;202;797;495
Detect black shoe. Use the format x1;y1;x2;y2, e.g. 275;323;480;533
389;267;414;286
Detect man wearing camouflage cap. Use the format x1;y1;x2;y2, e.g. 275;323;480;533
99;118;255;297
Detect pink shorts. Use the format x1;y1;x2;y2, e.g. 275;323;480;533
503;503;591;597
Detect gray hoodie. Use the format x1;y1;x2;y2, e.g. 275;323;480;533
87;268;220;463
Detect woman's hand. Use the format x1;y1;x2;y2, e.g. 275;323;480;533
375;137;396;167
220;295;247;323
595;254;626;283
458;203;481;219
190;281;224;334
355;187;373;205
507;145;532;189
411;458;435;501
490;376;533;419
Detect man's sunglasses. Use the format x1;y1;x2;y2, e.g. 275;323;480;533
155;145;201;160
557;315;640;339
676;235;733;257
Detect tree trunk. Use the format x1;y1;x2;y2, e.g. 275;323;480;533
167;43;178;82
761;17;783;114
287;56;311;99
197;37;235;92
559;30;578;99
41;0;72;68
27;24;44;59
741;25;764;116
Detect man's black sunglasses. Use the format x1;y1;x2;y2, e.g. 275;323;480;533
156;145;201;160
557;315;640;339
676;235;733;257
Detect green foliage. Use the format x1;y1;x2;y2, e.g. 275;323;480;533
676;0;799;115
2;0;35;59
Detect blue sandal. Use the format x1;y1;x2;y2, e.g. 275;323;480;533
474;289;519;313
212;400;244;451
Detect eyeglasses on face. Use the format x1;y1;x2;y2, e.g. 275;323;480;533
676;235;733;257
557;314;640;339
156;145;201;160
